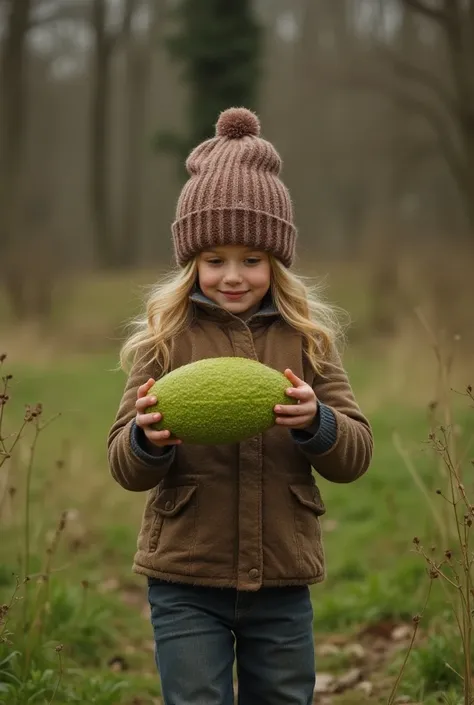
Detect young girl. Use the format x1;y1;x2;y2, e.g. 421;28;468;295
108;107;373;705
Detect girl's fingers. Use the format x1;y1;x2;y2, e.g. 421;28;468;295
285;385;313;402
274;402;312;416
275;415;314;428
135;394;157;412
137;378;155;398
136;411;161;428
146;429;182;445
284;368;305;387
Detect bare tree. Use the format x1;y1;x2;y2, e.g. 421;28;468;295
376;0;474;235
0;0;32;317
90;0;114;268
118;0;152;266
90;0;156;267
406;0;474;231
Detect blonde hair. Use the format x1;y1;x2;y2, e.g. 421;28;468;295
269;257;345;371
120;255;345;375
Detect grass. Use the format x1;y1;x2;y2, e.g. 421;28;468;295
1;268;473;703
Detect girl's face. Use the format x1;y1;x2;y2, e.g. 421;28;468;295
197;245;271;319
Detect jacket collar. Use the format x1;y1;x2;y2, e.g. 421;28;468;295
189;286;280;324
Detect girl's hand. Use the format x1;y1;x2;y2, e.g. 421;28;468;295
135;378;182;447
274;369;318;430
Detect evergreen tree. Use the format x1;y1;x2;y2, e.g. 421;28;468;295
158;0;262;166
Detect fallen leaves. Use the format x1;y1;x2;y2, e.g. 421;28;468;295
313;617;418;702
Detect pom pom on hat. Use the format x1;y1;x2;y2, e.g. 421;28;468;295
216;107;260;139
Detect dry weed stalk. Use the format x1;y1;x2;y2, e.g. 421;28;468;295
0;352;67;698
389;317;474;705
49;644;64;704
0;577;22;646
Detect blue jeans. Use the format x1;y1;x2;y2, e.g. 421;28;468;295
147;578;315;705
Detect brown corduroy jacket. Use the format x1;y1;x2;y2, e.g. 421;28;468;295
107;290;373;591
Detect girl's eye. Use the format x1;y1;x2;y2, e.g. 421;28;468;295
245;258;261;265
207;259;222;265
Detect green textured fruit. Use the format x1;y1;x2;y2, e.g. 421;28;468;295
148;357;298;445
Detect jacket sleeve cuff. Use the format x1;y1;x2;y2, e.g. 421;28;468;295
291;403;338;455
130;421;176;465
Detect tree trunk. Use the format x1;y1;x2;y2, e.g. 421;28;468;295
443;1;474;235
400;0;474;239
90;0;114;268
0;0;31;319
0;0;30;244
460;135;474;234
118;0;150;267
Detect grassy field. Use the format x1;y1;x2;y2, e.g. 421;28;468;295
1;269;473;704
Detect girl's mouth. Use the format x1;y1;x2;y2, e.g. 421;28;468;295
220;291;248;300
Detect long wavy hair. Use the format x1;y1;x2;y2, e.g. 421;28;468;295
120;255;345;375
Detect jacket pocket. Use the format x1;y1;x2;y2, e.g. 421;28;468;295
289;484;326;516
148;485;197;552
289;484;326;576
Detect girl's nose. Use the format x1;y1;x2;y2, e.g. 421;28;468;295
223;267;243;284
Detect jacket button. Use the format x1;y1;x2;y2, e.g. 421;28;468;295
248;568;259;580
165;500;173;511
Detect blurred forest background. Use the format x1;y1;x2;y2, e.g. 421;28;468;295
1;2;474;703
1;0;474;342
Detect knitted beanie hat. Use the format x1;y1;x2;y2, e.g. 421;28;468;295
172;107;297;268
